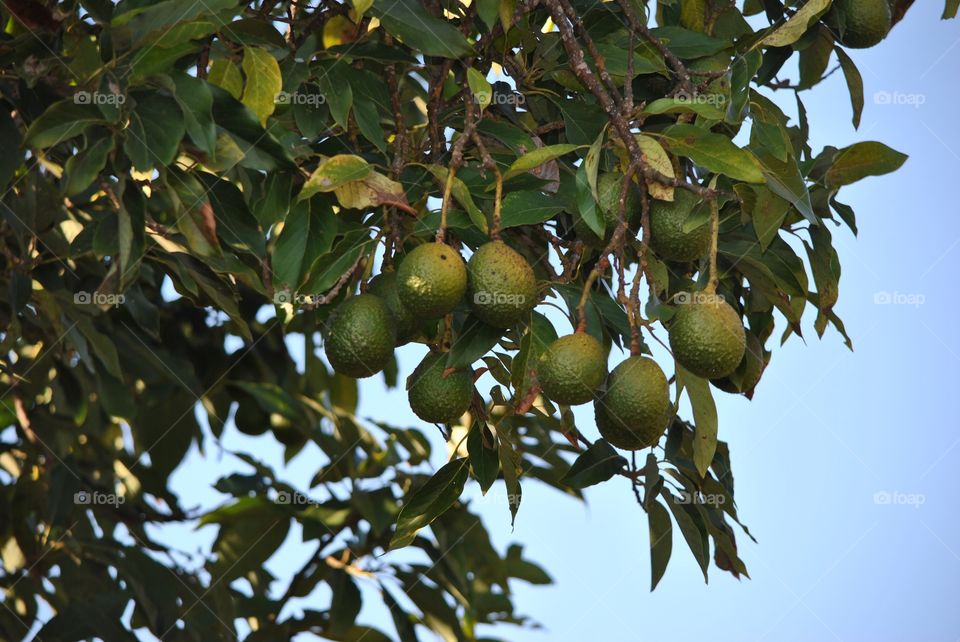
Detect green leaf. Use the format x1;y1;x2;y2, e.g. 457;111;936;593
467;422;499;494
169;71;217;156
208;59;243;99
124;93;185;170
422;164;488;234
575;164;603;238
208;500;290;582
797;27;834;90
329;570;362;635
390;458;469;549
651;26;728;58
500;191;564;228
825;142;908;186
560;440;627;489
945;0;960;19
272;200;336;290
660;488;709;581
371;0;472;58
504;144;580;180
477;0;498;30
648;500;672;591
834;47;864;129
446;316;502;368
498;435;523;526
63;136;114;197
241;46;282;126
758;0;831;47
512;312;557;399
467;68;492;111
676;366;717;478
660;125;764;183
735;184;791;252
642;97;726;121
24;100;105;148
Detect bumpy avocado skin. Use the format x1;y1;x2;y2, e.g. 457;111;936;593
324;294;396;378
408;353;473;423
537;333;606;405
594;356;671;450
573;173;640;248
649;190;711;262
825;0;891;49
396;243;467;318
669;297;746;379
467;241;537;328
368;271;419;345
712;331;765;394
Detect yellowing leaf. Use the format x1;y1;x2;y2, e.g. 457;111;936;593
758;0;832;48
299;155;372;201
207;59;243;100
636;134;675;201
241;46;282;126
323;15;359;47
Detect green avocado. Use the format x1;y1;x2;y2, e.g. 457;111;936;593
712;331;765;394
668;296;745;379
595;356;671;450
649;190;711;262
467;240;538;328
396;243;467;319
825;0;891;49
537;333;606;405
368;271;419;345
407;352;473;424
324;294;396;378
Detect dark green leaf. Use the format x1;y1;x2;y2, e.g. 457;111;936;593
648;500;672;590
561;440;627;489
390;458;469;549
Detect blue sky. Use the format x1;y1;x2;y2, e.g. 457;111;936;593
147;4;960;641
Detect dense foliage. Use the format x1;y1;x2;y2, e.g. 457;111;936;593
0;0;950;639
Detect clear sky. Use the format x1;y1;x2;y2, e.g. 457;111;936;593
150;4;960;642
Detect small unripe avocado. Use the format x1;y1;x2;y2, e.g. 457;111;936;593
467;240;537;328
650;190;711;262
324;294;396;378
537;333;606;405
712;331;765;394
594;356;671;450
397;243;467;318
825;0;891;49
368;271;419;345
668;296;746;379
573;172;639;248
407;352;473;424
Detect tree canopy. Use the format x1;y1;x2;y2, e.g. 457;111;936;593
0;0;949;639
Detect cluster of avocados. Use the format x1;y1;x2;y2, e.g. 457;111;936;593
324;239;536;425
322;174;767;450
